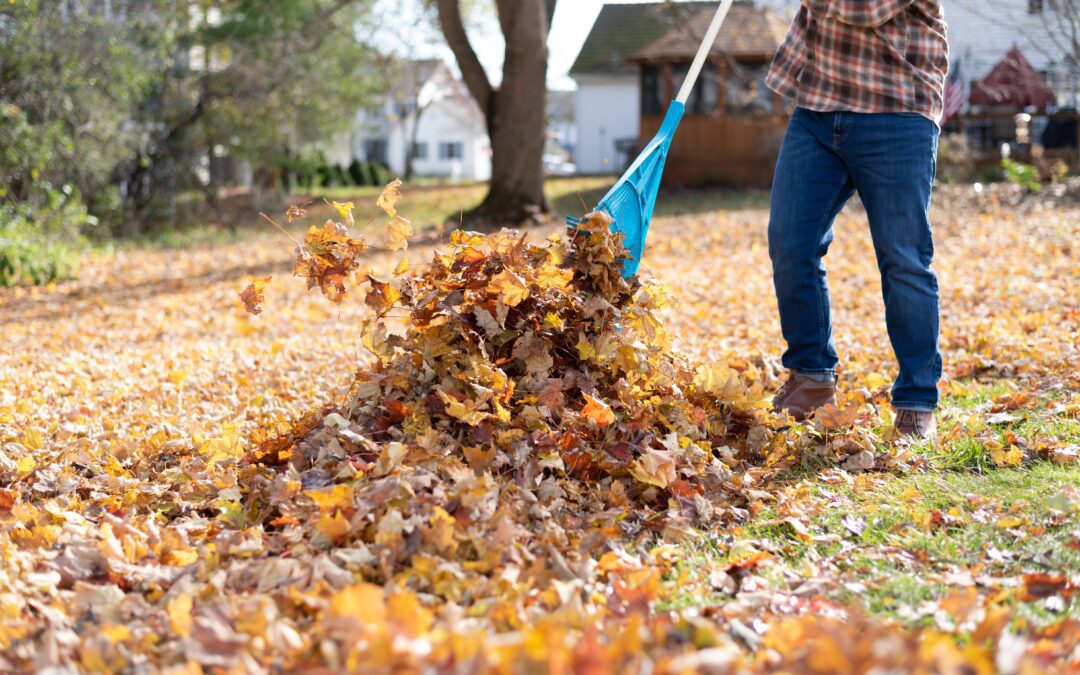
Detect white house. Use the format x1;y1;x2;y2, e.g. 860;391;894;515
350;61;492;182
944;0;1077;106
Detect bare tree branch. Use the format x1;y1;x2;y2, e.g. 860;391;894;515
435;0;494;114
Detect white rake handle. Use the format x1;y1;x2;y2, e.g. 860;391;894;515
676;0;737;104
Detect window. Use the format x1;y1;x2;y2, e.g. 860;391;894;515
727;61;773;116
1028;0;1043;14
673;62;718;115
411;142;428;160
641;65;664;116
363;139;389;165
439;142;464;160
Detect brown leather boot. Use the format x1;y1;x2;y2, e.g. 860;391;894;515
772;372;837;421
894;409;936;440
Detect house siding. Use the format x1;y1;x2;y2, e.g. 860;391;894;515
575;74;640;174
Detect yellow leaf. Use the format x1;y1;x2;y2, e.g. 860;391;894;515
332;200;355;226
305;484;355;510
388;592;434;635
168;594;194;637
16;456;35;474
393;257;410;276
437;390;490;426
165;547;199;566
425;506;457;553
21;428;43;451
167;369;190;385
330;583;386;624
386;216;412;251
543;312;565;331
694;363;744;401
576;335;596;361
489;269;530;307
864;372;890;389
101;624;131;643
376;179;403;217
535;262;573;290
316;510;351;541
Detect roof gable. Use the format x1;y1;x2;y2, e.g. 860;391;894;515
569;1;717;76
630;5;788;62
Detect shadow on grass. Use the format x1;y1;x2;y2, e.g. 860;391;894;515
548;178;772;220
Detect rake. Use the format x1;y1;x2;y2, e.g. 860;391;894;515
568;0;737;277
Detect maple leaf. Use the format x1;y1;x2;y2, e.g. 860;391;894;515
294;221;367;303
581;393;615;427
386;216;413;251
377;178;403;217
286;204;307;222
511;332;553;375
489;269;530;307
818;403;860;430
332;200;355;226
365;277;401;312
238;276;271;315
630;449;677;488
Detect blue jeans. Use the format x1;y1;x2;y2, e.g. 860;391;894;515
768;108;941;411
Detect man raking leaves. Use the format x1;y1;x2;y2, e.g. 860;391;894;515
764;0;949;438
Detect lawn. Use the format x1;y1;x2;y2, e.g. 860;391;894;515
0;179;1077;671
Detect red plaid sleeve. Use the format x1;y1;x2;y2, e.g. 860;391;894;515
766;0;949;122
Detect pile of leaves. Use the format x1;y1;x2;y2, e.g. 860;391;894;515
246;186;780;583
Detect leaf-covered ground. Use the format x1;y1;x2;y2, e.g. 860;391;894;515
1;182;1078;672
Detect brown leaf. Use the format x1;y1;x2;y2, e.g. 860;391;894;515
238;276;271;315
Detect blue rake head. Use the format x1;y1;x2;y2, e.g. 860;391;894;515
567;101;685;278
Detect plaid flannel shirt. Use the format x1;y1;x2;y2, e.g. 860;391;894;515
766;0;950;123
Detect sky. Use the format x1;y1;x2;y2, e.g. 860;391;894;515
370;0;667;91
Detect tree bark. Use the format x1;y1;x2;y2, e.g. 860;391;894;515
436;0;554;226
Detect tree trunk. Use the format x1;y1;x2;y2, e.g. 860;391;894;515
436;0;554;227
404;102;429;182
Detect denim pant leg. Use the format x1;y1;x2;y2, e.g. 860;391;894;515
769;108;856;375
841;114;942;410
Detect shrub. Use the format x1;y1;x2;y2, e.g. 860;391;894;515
1001;158;1041;193
347;159;368;186
315;164;334;188
330;164;349;187
0;184;89;286
367;162;390;187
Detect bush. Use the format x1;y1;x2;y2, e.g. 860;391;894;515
347;159;368;186
0;184;89;286
331;164;349;187
1002;158;1041;193
367;162;390;187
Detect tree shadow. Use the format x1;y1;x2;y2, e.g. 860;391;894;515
549;181;771;220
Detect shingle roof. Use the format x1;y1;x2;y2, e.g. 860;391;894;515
569;1;718;76
630;5;789;62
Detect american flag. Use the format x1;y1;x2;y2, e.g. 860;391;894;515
942;60;964;123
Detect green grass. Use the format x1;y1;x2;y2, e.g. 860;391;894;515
308;177;772;231
672;460;1080;630
668;377;1080;632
